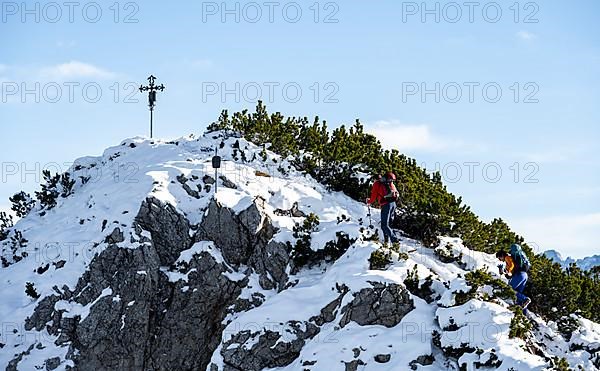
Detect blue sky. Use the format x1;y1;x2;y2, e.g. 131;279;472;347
1;0;599;258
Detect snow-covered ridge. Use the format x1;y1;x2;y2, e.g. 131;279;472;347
0;131;598;370
544;249;600;271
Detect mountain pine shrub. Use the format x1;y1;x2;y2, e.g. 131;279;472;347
34;171;78;211
369;248;392;270
0;212;13;241
209;102;600;324
404;265;436;303
35;170;61;210
509;306;532;339
290;213;320;268
9;191;35;218
455;269;516;306
25;282;40;299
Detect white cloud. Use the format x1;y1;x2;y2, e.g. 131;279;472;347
40;61;115;80
516;31;537;41
510;213;600;259
366;120;461;152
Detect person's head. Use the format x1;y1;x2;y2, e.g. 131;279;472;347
383;172;396;183
496;251;508;261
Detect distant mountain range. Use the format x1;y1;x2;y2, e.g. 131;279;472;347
544;250;600;271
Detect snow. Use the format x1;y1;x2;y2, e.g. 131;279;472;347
438;278;471;308
55;287;113;321
1;130;598;370
571;316;600;347
160;267;198;283
176;241;221;264
544;249;600;271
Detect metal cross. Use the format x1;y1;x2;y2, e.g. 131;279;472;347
139;75;165;138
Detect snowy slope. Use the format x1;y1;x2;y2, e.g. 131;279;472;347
1;131;599;370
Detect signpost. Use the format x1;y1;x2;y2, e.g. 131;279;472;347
139;75;165;138
212;147;221;194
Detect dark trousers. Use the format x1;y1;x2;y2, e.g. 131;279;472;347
380;202;397;243
510;271;529;305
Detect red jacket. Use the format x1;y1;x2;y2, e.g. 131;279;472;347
368;181;398;206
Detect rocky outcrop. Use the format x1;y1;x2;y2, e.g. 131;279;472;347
212;284;351;370
14;194;413;371
374;354;391;363
344;359;366;371
211;280;415;370
219;175;237;189
339;282;414;328
104;227;124;244
199;199;268;265
59;243;244;371
310;283;349;326
24;294;61;331
211;281;414;370
219;321;319;371
134;197;193;266
199;199;290;291
176;174;200;199
409;354;435;370
274;202;306;218
6;344;35;371
247;240;290;291
17;197;247;371
45;356;61;370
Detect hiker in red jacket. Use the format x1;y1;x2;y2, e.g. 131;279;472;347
366;172;400;245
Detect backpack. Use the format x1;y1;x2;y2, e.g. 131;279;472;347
510;244;531;272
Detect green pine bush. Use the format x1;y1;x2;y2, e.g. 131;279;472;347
208;102;599;323
290;213;320;268
9;191;35;218
369;248;392;270
0;211;13;241
454;269;516;306
35;170;61;210
34;171;77;211
549;356;571;371
25;282;40;299
509;306;532;339
404;265;436;303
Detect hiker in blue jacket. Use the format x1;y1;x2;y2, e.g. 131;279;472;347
496;244;532;310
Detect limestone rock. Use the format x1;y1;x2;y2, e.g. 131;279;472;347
339;282;414;328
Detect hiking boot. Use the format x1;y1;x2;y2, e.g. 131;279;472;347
521;298;532;310
383;236;389;247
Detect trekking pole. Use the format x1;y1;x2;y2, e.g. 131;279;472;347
367;203;373;228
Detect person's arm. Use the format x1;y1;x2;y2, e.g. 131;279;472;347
367;183;379;205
